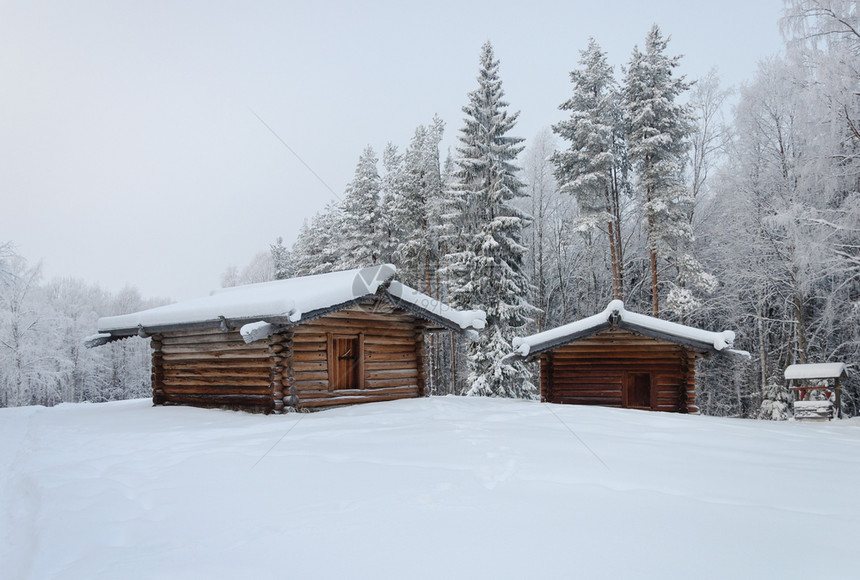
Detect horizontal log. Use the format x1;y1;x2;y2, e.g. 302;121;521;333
551;366;682;374
161;328;242;340
161;342;271;355
551;375;624;384
300;318;416;333
292;341;328;352
297;391;419;409
161;334;248;347
322;308;414;322
298;385;419;397
293;371;329;381
163;360;272;371
293;379;331;390
293;351;327;362
365;351;416;363
552;346;684;355
162;376;271;387
551;390;623;399
551;398;622;406
363;336;416;346
365;361;419;371
162;393;273;407
366;369;418;380
162;351;271;362
550;355;685;364
364;378;419;389
293;361;327;372
162;385;273;396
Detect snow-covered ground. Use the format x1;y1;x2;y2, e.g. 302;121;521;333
2;398;859;579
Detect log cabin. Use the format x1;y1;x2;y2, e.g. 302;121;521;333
86;265;486;413
506;300;743;413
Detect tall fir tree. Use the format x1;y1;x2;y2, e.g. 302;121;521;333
623;25;701;317
393;118;445;291
552;38;627;300
338;146;383;269
269;236;293;280
291;204;342;276
378;142;404;265
447;41;536;398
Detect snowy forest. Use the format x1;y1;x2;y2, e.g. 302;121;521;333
2;1;859;419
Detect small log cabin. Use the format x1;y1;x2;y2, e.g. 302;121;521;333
507;300;742;413
86;265;486;413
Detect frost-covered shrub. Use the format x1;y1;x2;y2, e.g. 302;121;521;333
758;376;792;421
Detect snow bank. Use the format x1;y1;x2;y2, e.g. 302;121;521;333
2;398;859;579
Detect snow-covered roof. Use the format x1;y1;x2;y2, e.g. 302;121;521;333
784;363;848;381
508;300;740;359
89;264;486;346
386;281;486;333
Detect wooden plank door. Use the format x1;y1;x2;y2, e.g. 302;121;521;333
329;335;361;391
625;372;652;409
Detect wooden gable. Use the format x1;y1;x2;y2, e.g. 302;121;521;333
539;327;698;413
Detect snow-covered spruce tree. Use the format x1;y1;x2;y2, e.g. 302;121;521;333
378;142;404;266
338;146;383;269
623;25;709;318
552;38;627;301
758;375;793;420
270;236;293;280
392;118;445;292
447;41;536;398
291;205;342;276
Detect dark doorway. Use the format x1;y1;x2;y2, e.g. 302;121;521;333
627;373;651;409
330;335;361;390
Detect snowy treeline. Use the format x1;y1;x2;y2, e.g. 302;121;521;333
3;2;856;417
230;3;860;417
0;245;156;408
228;43;539;398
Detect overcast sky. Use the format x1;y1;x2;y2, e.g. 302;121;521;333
1;0;785;301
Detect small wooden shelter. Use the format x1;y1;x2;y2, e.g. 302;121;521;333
785;362;847;420
507;300;742;413
86;265;485;413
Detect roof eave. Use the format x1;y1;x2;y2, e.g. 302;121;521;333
509;322;613;362
381;289;478;335
507;320;729;362
88;290;479;347
617;321;718;355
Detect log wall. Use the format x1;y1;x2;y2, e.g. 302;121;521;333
147;303;429;413
288;304;426;410
541;328;699;413
154;328;275;412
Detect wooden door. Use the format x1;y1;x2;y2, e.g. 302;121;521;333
329;335;361;391
626;372;652;409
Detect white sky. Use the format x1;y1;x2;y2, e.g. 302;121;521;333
1;0;785;301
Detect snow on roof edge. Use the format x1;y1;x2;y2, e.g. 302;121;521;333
91;264;487;343
510;300;736;358
784;362;848;380
96;264;398;334
385;281;486;332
